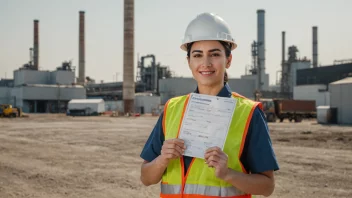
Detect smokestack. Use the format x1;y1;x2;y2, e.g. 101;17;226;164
78;11;85;84
281;31;285;92
312;26;318;68
282;31;285;65
257;9;265;91
33;20;39;70
123;0;135;114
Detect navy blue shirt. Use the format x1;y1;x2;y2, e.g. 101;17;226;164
140;83;279;174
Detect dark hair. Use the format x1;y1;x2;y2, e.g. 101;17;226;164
186;41;231;82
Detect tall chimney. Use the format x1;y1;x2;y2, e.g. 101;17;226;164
282;31;285;65
33;20;39;70
312;26;318;68
78;11;85;84
123;0;135;114
257;9;265;91
281;31;285;92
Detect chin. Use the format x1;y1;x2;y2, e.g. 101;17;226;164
197;79;220;87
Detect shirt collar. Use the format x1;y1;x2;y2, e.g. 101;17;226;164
194;83;232;98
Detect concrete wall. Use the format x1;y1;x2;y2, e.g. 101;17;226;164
105;101;124;112
240;74;269;91
293;84;330;107
105;96;160;114
290;61;310;92
0;87;11;104
14;69;75;86
14;70;50;86
159;78;197;104
330;82;352;124
159;77;256;104
135;95;161;113
10;86;85;101
51;71;75;85
227;78;256;99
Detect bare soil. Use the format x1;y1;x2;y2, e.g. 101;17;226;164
0;114;351;198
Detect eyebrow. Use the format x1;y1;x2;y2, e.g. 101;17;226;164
191;48;222;53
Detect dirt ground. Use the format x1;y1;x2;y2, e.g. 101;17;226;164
0;114;351;198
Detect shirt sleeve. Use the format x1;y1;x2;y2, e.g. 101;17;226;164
240;107;280;174
140;112;164;162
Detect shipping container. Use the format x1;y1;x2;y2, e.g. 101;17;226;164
68;99;105;116
317;106;337;124
273;99;316;122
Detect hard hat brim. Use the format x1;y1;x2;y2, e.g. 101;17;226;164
180;39;237;51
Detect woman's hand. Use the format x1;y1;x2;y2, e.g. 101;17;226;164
157;139;185;167
204;146;229;180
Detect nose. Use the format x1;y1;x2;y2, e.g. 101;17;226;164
204;57;212;67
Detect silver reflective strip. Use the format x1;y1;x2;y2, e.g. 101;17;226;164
184;184;246;196
160;183;182;194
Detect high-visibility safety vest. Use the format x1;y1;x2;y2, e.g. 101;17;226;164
160;92;262;198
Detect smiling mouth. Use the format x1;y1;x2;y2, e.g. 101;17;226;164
199;71;215;75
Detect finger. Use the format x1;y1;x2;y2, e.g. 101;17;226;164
164;144;184;155
172;139;186;149
208;155;221;163
205;146;221;153
207;160;218;168
204;150;221;160
219;153;228;161
164;148;183;157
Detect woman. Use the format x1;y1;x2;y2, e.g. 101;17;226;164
140;12;279;198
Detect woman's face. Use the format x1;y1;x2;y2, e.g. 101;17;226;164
188;40;232;87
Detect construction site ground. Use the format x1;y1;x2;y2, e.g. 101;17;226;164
0;114;351;198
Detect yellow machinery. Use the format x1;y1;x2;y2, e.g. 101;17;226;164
259;98;277;122
253;90;276;122
0;104;22;118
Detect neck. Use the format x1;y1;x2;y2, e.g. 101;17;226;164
197;82;224;96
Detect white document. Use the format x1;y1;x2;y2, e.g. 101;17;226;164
178;93;237;159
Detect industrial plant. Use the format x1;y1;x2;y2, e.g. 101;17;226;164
1;2;352;197
1;2;351;124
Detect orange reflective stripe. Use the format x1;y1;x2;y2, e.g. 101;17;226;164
176;94;190;138
161;194;250;198
232;92;246;99
160;194;182;198
173;94;190;197
182;194;251;198
238;102;260;174
163;99;171;136
181;157;196;195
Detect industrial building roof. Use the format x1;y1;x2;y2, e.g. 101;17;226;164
330;77;352;85
69;99;104;104
20;84;84;88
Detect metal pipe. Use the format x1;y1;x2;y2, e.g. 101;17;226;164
78;11;85;84
123;0;135;114
33;20;39;70
312;26;318;68
257;9;265;91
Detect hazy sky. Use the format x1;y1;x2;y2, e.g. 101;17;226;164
1;0;351;85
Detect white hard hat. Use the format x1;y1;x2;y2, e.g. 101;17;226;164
180;12;237;51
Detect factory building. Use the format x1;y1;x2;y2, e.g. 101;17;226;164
0;63;86;113
296;63;352;86
329;77;352;125
293;84;330;107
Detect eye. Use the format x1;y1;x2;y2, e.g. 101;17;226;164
211;53;220;57
193;54;202;58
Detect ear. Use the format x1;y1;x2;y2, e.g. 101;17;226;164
226;54;232;69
